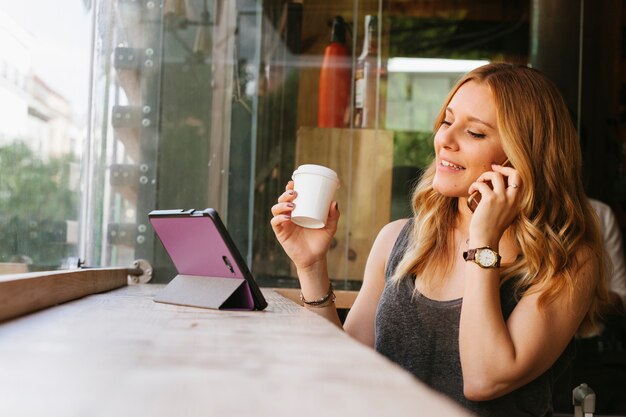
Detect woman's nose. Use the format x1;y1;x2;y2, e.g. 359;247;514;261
435;125;459;150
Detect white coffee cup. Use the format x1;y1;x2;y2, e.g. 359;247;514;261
291;164;340;229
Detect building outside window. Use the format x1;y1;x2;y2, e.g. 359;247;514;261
0;4;87;273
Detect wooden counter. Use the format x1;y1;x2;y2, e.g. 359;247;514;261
0;285;470;417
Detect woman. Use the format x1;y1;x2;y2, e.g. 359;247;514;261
270;63;609;416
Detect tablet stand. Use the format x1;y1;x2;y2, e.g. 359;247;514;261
154;274;255;310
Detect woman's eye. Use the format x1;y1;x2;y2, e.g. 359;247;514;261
441;120;452;126
467;130;486;139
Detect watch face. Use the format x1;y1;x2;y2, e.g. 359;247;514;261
476;248;497;267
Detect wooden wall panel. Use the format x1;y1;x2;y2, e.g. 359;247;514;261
295;127;393;280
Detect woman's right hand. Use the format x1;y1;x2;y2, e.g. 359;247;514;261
270;181;340;271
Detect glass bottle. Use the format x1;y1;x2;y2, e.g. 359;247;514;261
354;15;378;128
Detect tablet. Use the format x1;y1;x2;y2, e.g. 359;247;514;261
149;208;267;311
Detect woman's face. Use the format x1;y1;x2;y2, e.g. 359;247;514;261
432;80;507;198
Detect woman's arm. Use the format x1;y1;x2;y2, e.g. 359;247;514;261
461;164;598;400
271;181;342;326
459;247;598;401
271;181;407;334
295;258;343;327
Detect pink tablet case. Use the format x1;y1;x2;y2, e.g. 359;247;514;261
150;214;255;310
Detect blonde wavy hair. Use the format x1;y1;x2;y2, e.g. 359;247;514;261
392;63;609;335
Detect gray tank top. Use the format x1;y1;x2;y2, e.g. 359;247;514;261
375;220;574;417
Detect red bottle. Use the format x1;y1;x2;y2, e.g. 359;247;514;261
318;16;350;128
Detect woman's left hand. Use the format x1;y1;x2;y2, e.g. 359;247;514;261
467;163;523;246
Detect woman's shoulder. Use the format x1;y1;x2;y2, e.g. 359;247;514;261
368;219;410;262
378;218;411;246
371;219;412;275
563;242;600;280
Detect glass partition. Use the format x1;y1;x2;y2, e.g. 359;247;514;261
80;0;532;287
0;0;533;284
244;0;531;289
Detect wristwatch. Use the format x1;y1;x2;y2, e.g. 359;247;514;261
463;246;501;268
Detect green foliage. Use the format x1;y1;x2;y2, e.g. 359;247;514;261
393;130;435;169
389;14;527;60
0;142;79;269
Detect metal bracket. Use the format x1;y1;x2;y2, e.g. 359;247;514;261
110;164;140;187
127;259;153;284
107;223;137;246
113;47;141;70
573;383;595;417
111;105;142;128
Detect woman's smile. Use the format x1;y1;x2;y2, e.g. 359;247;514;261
440;159;466;171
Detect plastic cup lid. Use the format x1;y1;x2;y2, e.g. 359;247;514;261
292;164;339;183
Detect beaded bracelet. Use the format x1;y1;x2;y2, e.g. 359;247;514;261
300;283;336;308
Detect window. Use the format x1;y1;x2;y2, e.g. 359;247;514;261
75;0;533;290
1;0;623;297
0;2;89;273
0;0;533;283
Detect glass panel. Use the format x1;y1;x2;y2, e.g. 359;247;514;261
83;0;531;289
86;0;262;281
0;2;89;273
250;2;391;289
386;1;529;220
84;0;165;269
251;0;531;289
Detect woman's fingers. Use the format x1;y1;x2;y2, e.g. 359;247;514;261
271;201;295;217
470;165;522;196
271;182;297;233
468;181;495;202
505;179;522;194
325;201;340;231
491;163;522;192
272;182;297;218
270;213;293;229
277;188;297;203
468;171;495;196
467;167;523;212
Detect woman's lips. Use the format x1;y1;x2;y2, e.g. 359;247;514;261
440;159;465;170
